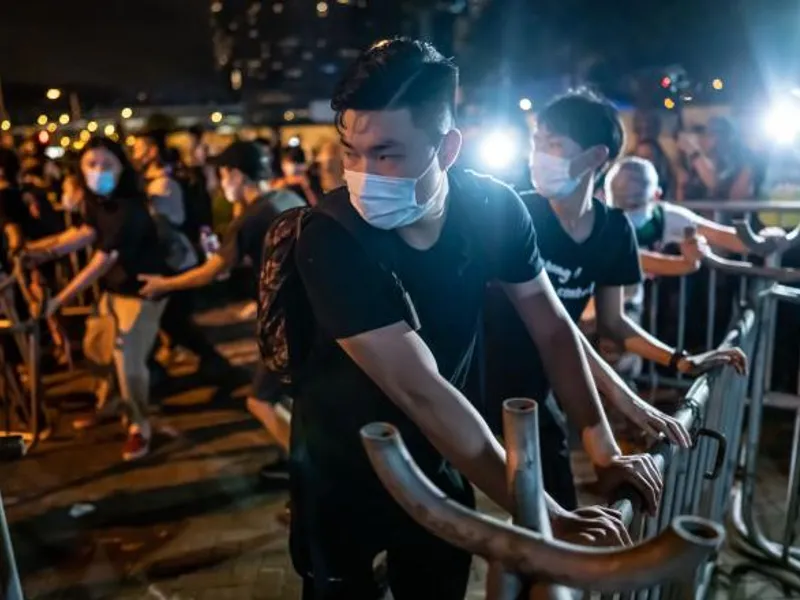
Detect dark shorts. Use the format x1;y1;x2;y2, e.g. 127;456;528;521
289;455;474;600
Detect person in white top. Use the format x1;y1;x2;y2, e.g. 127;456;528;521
606;156;783;276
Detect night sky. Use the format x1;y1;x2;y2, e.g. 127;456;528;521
0;0;216;95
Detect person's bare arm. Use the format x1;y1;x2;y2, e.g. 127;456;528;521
26;225;95;259
2;223;23;255
595;284;746;375
502;273;619;464
139;254;230;298
640;249;700;277
339;322;513;512
48;250;117;314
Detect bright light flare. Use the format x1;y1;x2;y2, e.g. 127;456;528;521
764;102;800;145
519;97;532;111
480;129;518;170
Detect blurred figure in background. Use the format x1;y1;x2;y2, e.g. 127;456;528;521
311;139;345;196
23;138;171;461
132;130;230;382
272;144;318;206
677;117;754;204
632;111;673;199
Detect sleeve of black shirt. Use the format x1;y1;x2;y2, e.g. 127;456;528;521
295;214;406;340
488;185;544;284
598;210;644;287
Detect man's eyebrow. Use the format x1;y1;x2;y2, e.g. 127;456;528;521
339;139;406;152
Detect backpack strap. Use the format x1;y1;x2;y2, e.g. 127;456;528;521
314;190;421;331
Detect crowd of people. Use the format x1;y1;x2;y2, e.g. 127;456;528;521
0;36;792;599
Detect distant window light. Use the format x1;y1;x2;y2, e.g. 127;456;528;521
273;2;283;13
250;29;259;38
248;1;261;15
284;110;296;121
302;51;313;60
280;36;300;48
286;68;303;79
271;61;284;70
356;0;366;6
339;48;360;58
229;21;239;31
320;63;338;75
317;2;329;15
211;1;223;12
231;68;243;90
337;0;350;4
316;39;327;48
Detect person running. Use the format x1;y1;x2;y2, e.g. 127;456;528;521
276;38;665;599
137;141;306;480
23;138;170;460
483;92;746;509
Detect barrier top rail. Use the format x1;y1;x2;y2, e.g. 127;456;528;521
733;220;800;256
686;226;800;282
682;199;800;212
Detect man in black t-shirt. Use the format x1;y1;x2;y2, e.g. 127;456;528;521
484;92;746;508
139;141;305;479
284;38;665;599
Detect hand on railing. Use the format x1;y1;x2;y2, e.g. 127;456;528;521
682;226;800;283
613;396;693;448
550;505;632;547
594;453;662;516
676;347;749;377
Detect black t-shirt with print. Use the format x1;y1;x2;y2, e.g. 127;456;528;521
219;189;306;280
84;194;169;296
484;191;642;411
0;186;63;273
293;171;543;489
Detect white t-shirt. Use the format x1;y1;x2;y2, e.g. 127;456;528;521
658;202;704;247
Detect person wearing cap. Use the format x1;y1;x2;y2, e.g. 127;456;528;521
138;140;306;482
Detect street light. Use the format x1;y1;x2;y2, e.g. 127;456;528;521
46;88;62;100
104;124;115;136
712;78;724;91
519;98;533;111
0;120;9;132
46;123;57;133
59;113;70;125
87;121;98;132
121;107;133;119
37;114;48;126
60;136;71;148
210;111;223;123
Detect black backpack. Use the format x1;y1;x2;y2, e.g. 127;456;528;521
256;188;421;398
256;169;511;398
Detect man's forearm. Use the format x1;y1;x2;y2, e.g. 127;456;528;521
55;254;113;307
607;315;674;366
580;335;640;411
163;256;226;293
537;319;619;465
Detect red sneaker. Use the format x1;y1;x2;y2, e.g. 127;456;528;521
122;431;150;461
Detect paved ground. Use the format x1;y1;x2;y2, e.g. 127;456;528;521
3;299;800;599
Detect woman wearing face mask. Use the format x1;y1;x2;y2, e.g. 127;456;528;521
23;137;170;461
137;140;304;482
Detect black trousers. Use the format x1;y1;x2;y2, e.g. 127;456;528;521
290;459;474;600
155;289;219;361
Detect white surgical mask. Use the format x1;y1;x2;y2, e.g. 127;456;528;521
344;154;447;230
85;170;117;197
626;206;652;229
530;151;584;200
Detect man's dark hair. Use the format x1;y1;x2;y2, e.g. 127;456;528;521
538;90;625;171
331;37;458;140
188;125;204;141
136;128;169;163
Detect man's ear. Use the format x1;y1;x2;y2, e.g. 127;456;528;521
438;129;463;171
571;145;610;178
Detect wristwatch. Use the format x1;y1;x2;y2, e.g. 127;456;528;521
669;350;689;372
